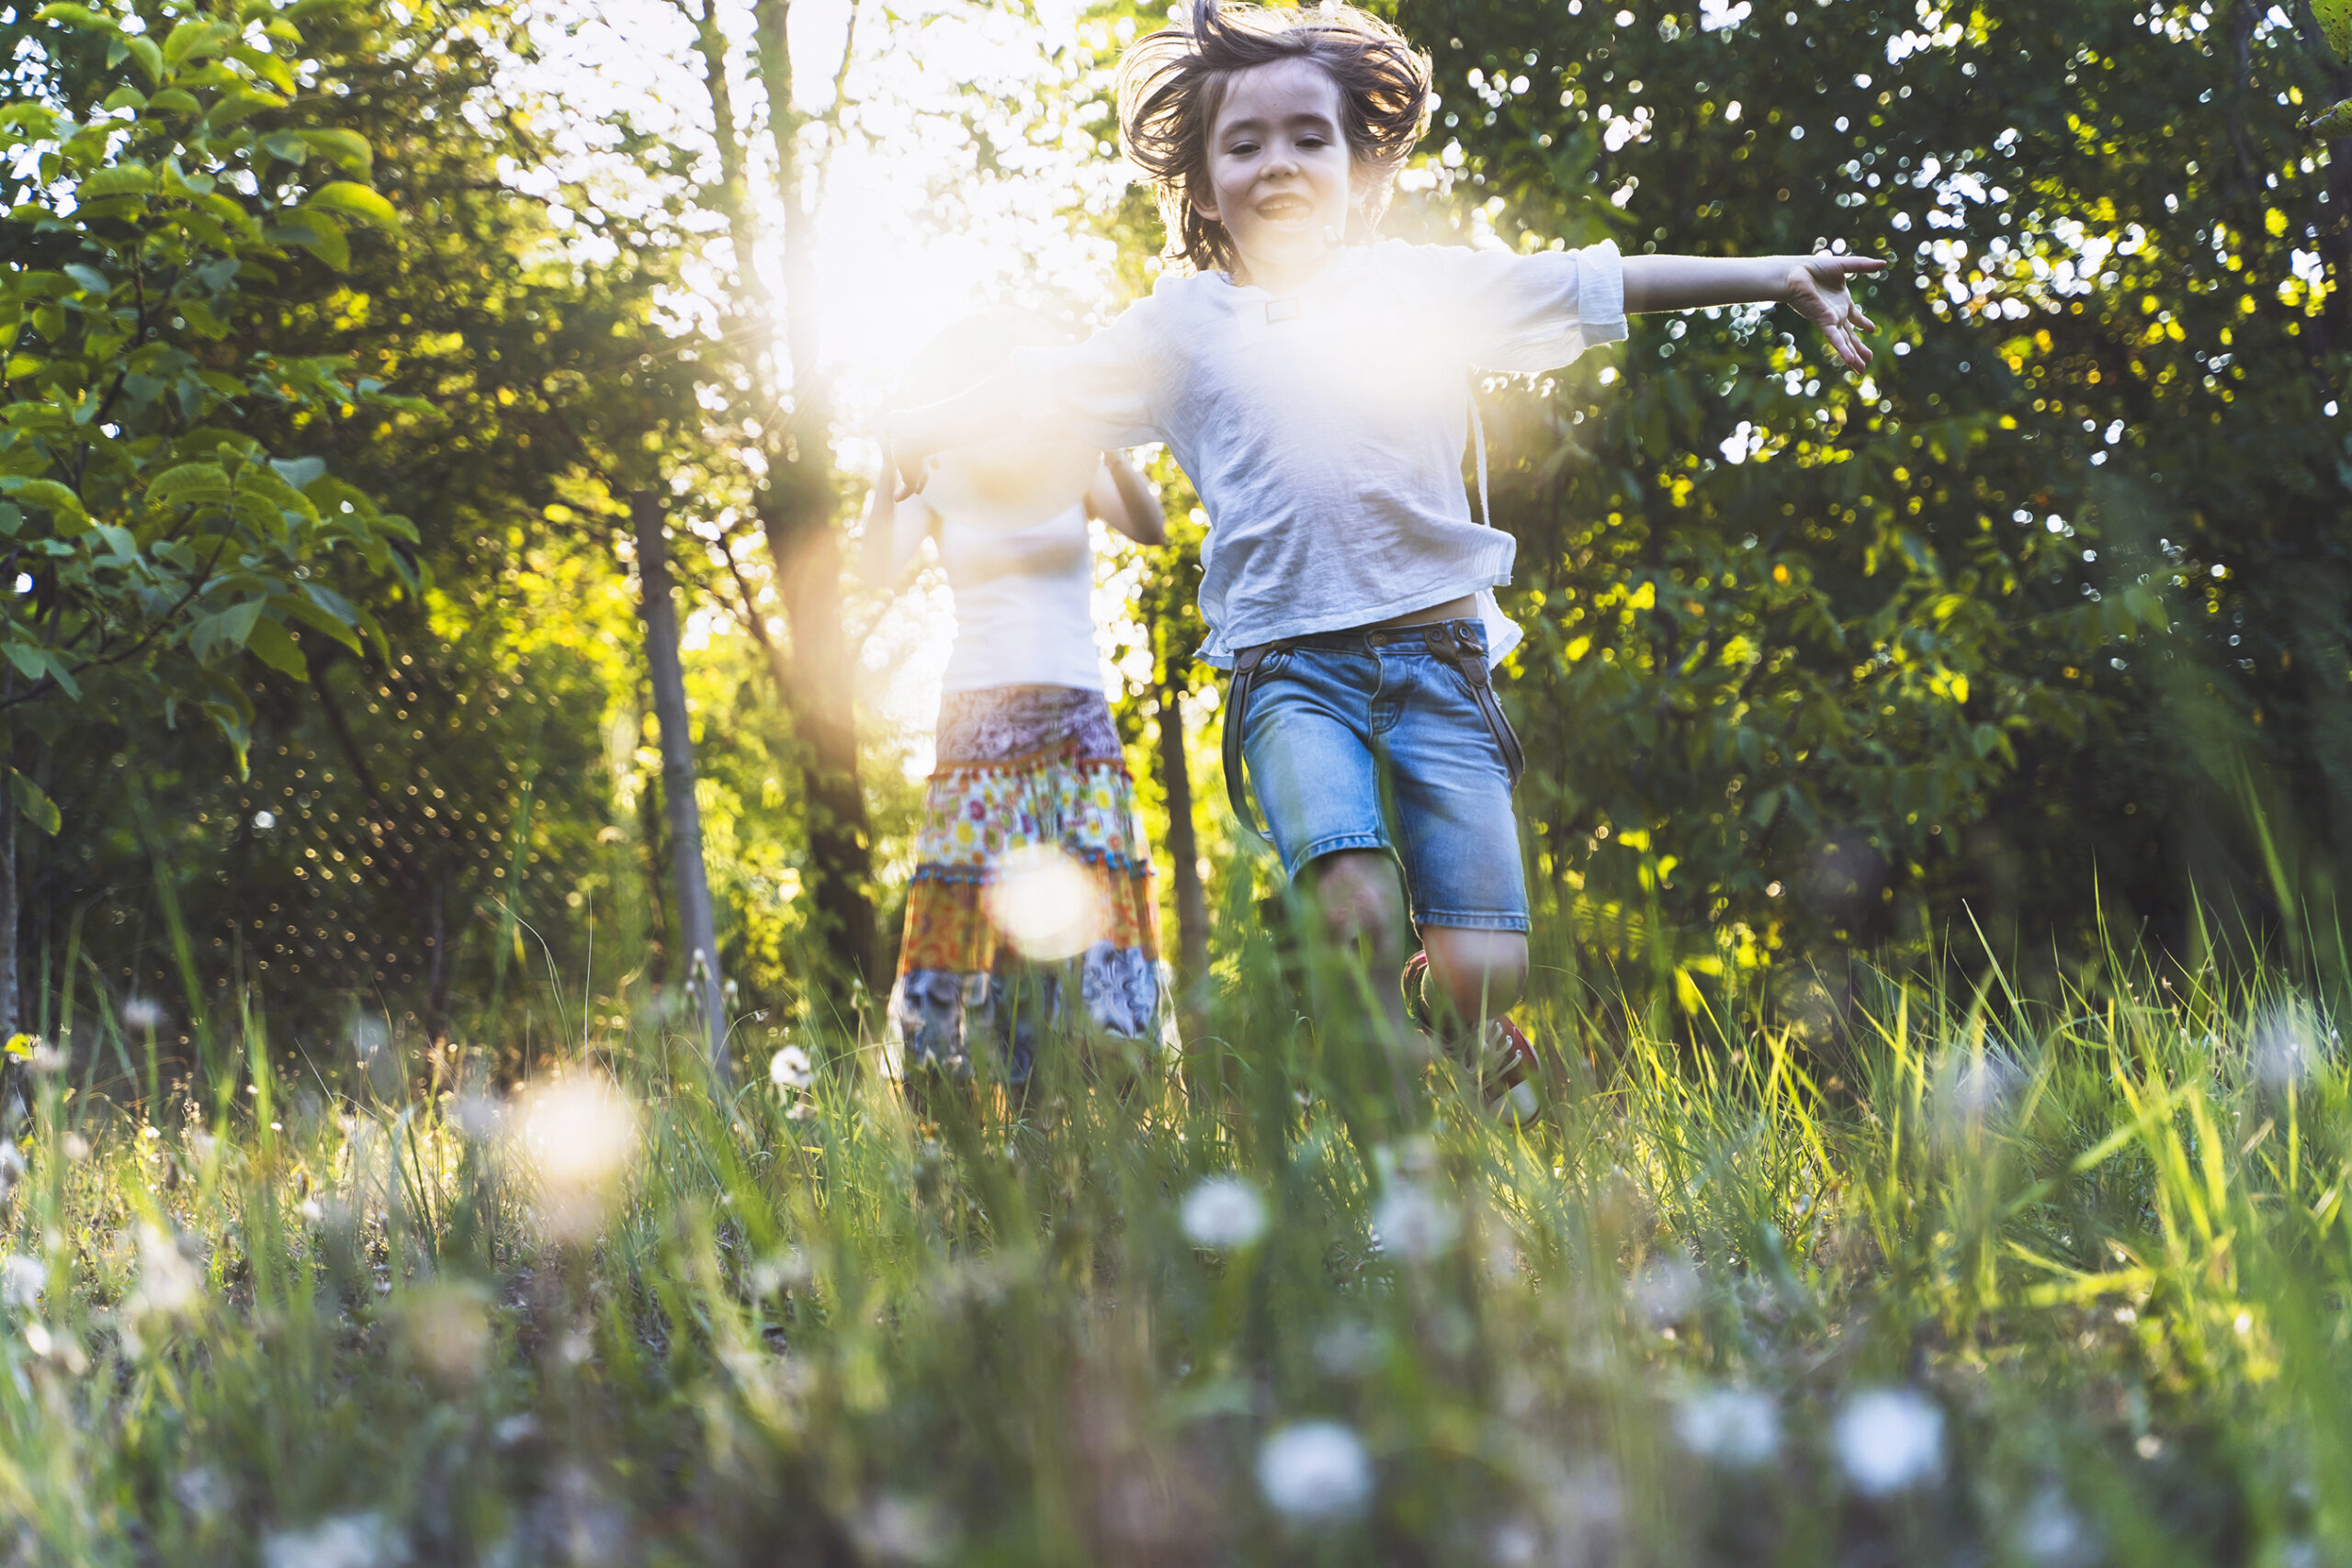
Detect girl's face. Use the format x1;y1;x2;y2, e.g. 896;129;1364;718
1195;58;1361;283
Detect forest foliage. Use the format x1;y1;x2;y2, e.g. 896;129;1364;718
0;0;2348;1054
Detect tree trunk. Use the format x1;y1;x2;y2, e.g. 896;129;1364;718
763;498;877;989
1156;678;1209;991
632;491;730;1082
750;0;879;994
0;802;17;1047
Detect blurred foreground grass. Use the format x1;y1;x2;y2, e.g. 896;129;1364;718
0;939;2347;1566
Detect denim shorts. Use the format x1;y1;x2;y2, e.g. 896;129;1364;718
1238;620;1529;932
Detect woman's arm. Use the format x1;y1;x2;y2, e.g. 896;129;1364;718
887;368;1026;489
1085;452;1167;547
857;439;931;592
1622;252;1886;372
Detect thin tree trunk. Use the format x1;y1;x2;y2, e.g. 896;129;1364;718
1156;678;1209;990
632;491;730;1082
749;0;877;991
0;802;17;1046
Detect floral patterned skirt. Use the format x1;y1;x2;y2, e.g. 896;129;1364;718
888;685;1169;1085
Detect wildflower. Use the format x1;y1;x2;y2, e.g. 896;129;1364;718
4;1035;64;1073
1;1255;41;1312
1370;1182;1458;1262
259;1511;407;1568
1632;1255;1701;1325
1833;1387;1946;1496
1673;1386;1781;1467
120;998;165;1032
2014;1484;2098;1568
125;1223;204;1321
849;1494;955;1564
61;1132;88;1162
769;1043;814;1093
1258;1420;1374;1523
173;1464;232;1522
513;1075;639;1244
746;1247;811;1298
1180;1175;1267;1250
2252;999;2329;1090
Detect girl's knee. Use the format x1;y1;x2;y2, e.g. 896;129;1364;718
1422;928;1528;1021
1308;851;1408;957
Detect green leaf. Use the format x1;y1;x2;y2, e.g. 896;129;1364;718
189;598;262;663
260;130;310;164
2318;0;2351;58
294;130;372;177
145;461;233;508
304;180;397;230
125;34;163;86
2;645;44;683
277;211;350;271
2306;97;2352;137
61;263;108;296
10;774;60;838
243;615;307;679
281;592;361;654
147;87;201;117
161;17;229;67
227;41;296;94
33;4;117;31
0;479;89;530
76;163;155;200
269;456;327;489
101;85;147;111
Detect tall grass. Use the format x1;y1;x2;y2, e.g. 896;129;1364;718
0;927;2345;1565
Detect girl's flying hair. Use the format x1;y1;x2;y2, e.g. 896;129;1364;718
1118;1;1432;276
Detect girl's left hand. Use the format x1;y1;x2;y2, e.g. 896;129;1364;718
1786;254;1887;373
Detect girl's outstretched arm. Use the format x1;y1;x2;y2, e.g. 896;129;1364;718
858;438;932;591
887;369;1025;489
1622;252;1886;372
1086;452;1167;547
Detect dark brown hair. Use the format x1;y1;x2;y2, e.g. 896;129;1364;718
1117;1;1432;275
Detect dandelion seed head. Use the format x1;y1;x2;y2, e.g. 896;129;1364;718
1313;1320;1384;1378
127;1223;204;1320
446;1092;503;1141
119;998;164;1032
2252;999;2328;1090
1257;1420;1374;1522
769;1043;814;1092
1632;1254;1701;1325
1371;1182;1457;1262
259;1510;406;1568
2014;1484;2099;1568
173;1464;232;1521
849;1493;956;1564
985;845;1102;961
1181;1175;1267;1249
2;1254;42;1311
1673;1385;1781;1467
1834;1387;1946;1495
60;1132;87;1162
348;1015;390;1062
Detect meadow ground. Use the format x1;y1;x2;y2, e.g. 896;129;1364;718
0;934;2345;1567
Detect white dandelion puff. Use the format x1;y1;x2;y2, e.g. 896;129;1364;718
1632;1255;1702;1325
259;1511;407;1568
1673;1386;1781;1467
513;1075;639;1244
1258;1420;1374;1523
1181;1176;1268;1250
1;1255;42;1312
119;998;164;1032
1370;1183;1457;1262
2252;999;2328;1090
769;1044;814;1093
1834;1387;1946;1496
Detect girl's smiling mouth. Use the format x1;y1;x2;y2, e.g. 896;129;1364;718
1254;194;1313;220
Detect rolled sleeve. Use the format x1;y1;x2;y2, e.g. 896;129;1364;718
1417;240;1628;373
1011;308;1161;450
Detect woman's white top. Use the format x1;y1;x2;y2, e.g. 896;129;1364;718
1012;239;1627;668
912;498;1105;694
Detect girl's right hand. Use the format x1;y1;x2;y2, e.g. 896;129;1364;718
1784;253;1885;373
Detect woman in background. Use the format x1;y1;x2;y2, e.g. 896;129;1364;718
864;311;1170;1104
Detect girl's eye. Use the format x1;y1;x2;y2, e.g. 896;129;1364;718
1227;141;1259;155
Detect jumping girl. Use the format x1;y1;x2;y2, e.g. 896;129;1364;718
868;312;1170;1100
890;2;1883;1115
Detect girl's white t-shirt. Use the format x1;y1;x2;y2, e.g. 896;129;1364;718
911;499;1106;694
1012;239;1626;667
